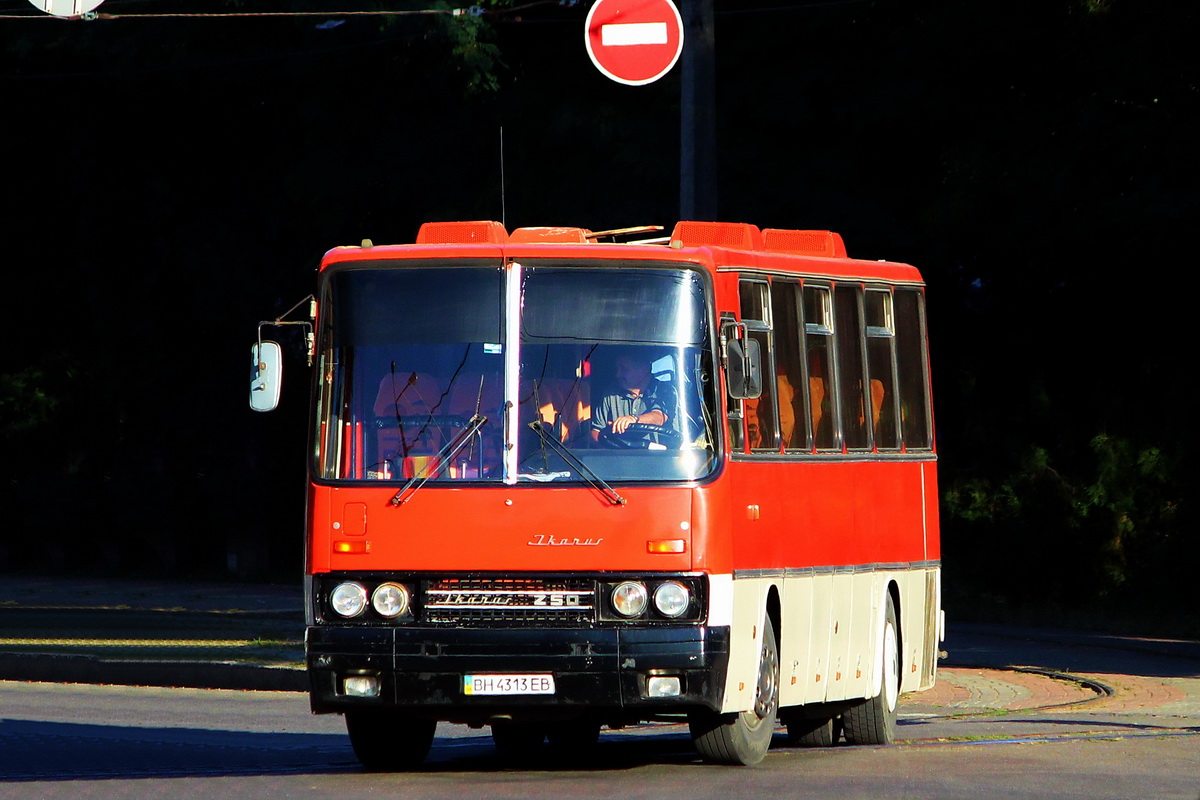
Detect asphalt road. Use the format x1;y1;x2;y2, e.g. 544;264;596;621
2;636;1198;800
1;576;1198;798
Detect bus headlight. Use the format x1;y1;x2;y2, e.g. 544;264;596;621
371;582;410;618
331;582;368;618
612;581;648;617
653;581;690;618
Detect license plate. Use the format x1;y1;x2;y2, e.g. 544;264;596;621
463;674;556;696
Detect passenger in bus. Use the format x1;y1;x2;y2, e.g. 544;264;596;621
591;352;677;447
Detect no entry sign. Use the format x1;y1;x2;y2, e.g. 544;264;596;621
585;0;685;86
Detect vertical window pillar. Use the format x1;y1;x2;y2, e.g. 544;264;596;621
503;261;523;484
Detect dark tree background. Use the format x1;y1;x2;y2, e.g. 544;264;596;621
2;0;1196;633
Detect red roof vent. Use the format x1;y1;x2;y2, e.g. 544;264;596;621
670;221;763;251
509;226;592;244
416;220;508;245
761;229;848;258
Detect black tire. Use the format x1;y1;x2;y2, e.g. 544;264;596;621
546;718;601;751
785;715;840;747
842;594;900;746
345;710;436;771
546;718;602;765
491;720;547;760
690;615;779;765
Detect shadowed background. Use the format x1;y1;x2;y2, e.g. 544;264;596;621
2;0;1196;634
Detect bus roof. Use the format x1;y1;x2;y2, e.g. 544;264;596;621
320;220;925;285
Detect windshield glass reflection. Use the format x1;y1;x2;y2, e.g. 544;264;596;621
315;262;717;485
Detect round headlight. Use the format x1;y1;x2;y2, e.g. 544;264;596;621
331;582;368;618
611;581;648;617
372;582;410;618
653;581;690;618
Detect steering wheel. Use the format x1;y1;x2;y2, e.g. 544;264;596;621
598;423;682;449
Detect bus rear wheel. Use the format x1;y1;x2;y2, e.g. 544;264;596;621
785;715;841;747
842;594;899;746
345;710;436;771
689;615;779;765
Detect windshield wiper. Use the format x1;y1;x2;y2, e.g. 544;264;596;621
525;421;626;506
390;413;488;506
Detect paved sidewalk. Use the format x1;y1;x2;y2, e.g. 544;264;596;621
937;622;1200;717
0;575;306;691
0;575;303;615
905;667;1098;714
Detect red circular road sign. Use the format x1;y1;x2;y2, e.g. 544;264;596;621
585;0;685;86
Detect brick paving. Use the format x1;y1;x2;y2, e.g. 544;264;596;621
902;667;1200;719
1157;678;1200;715
901;667;1097;714
1063;673;1195;714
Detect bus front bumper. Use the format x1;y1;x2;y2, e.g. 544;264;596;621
306;624;729;721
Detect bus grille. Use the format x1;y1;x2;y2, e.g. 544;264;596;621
423;577;596;625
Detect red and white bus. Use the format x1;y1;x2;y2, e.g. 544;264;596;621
252;219;942;767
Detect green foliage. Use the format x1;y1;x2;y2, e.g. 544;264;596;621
432;1;507;94
943;432;1190;622
0;367;63;439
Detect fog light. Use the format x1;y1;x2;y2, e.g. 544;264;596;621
343;675;380;697
647;676;682;698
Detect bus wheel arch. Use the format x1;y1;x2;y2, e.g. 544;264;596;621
689;607;780;765
765;586;782;654
888;581;903;691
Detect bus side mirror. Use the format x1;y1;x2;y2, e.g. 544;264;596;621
250;341;283;412
726;337;762;400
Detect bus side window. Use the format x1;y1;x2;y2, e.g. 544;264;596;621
865;289;901;450
770;281;806;450
804;286;838;451
835;285;871;451
739;280;778;452
894;288;932;449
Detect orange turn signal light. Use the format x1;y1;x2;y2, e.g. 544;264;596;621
333;541;370;554
647;539;686;554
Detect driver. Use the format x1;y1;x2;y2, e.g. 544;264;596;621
591;351;676;446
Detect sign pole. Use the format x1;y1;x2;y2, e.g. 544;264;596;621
679;0;717;222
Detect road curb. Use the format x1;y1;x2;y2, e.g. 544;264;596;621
936;662;1115;712
0;652;307;692
1007;666;1115;706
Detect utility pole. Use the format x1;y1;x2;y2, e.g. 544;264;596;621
679;0;717;221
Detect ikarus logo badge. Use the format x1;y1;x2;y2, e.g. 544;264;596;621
527;534;604;547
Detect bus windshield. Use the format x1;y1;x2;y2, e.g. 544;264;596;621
314;261;718;486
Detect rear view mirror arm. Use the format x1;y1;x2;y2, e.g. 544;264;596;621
258;294;316;366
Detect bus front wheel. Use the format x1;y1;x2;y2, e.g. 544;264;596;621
345;710;436;771
689;615;779;765
842;594;899;746
491;720;547;761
